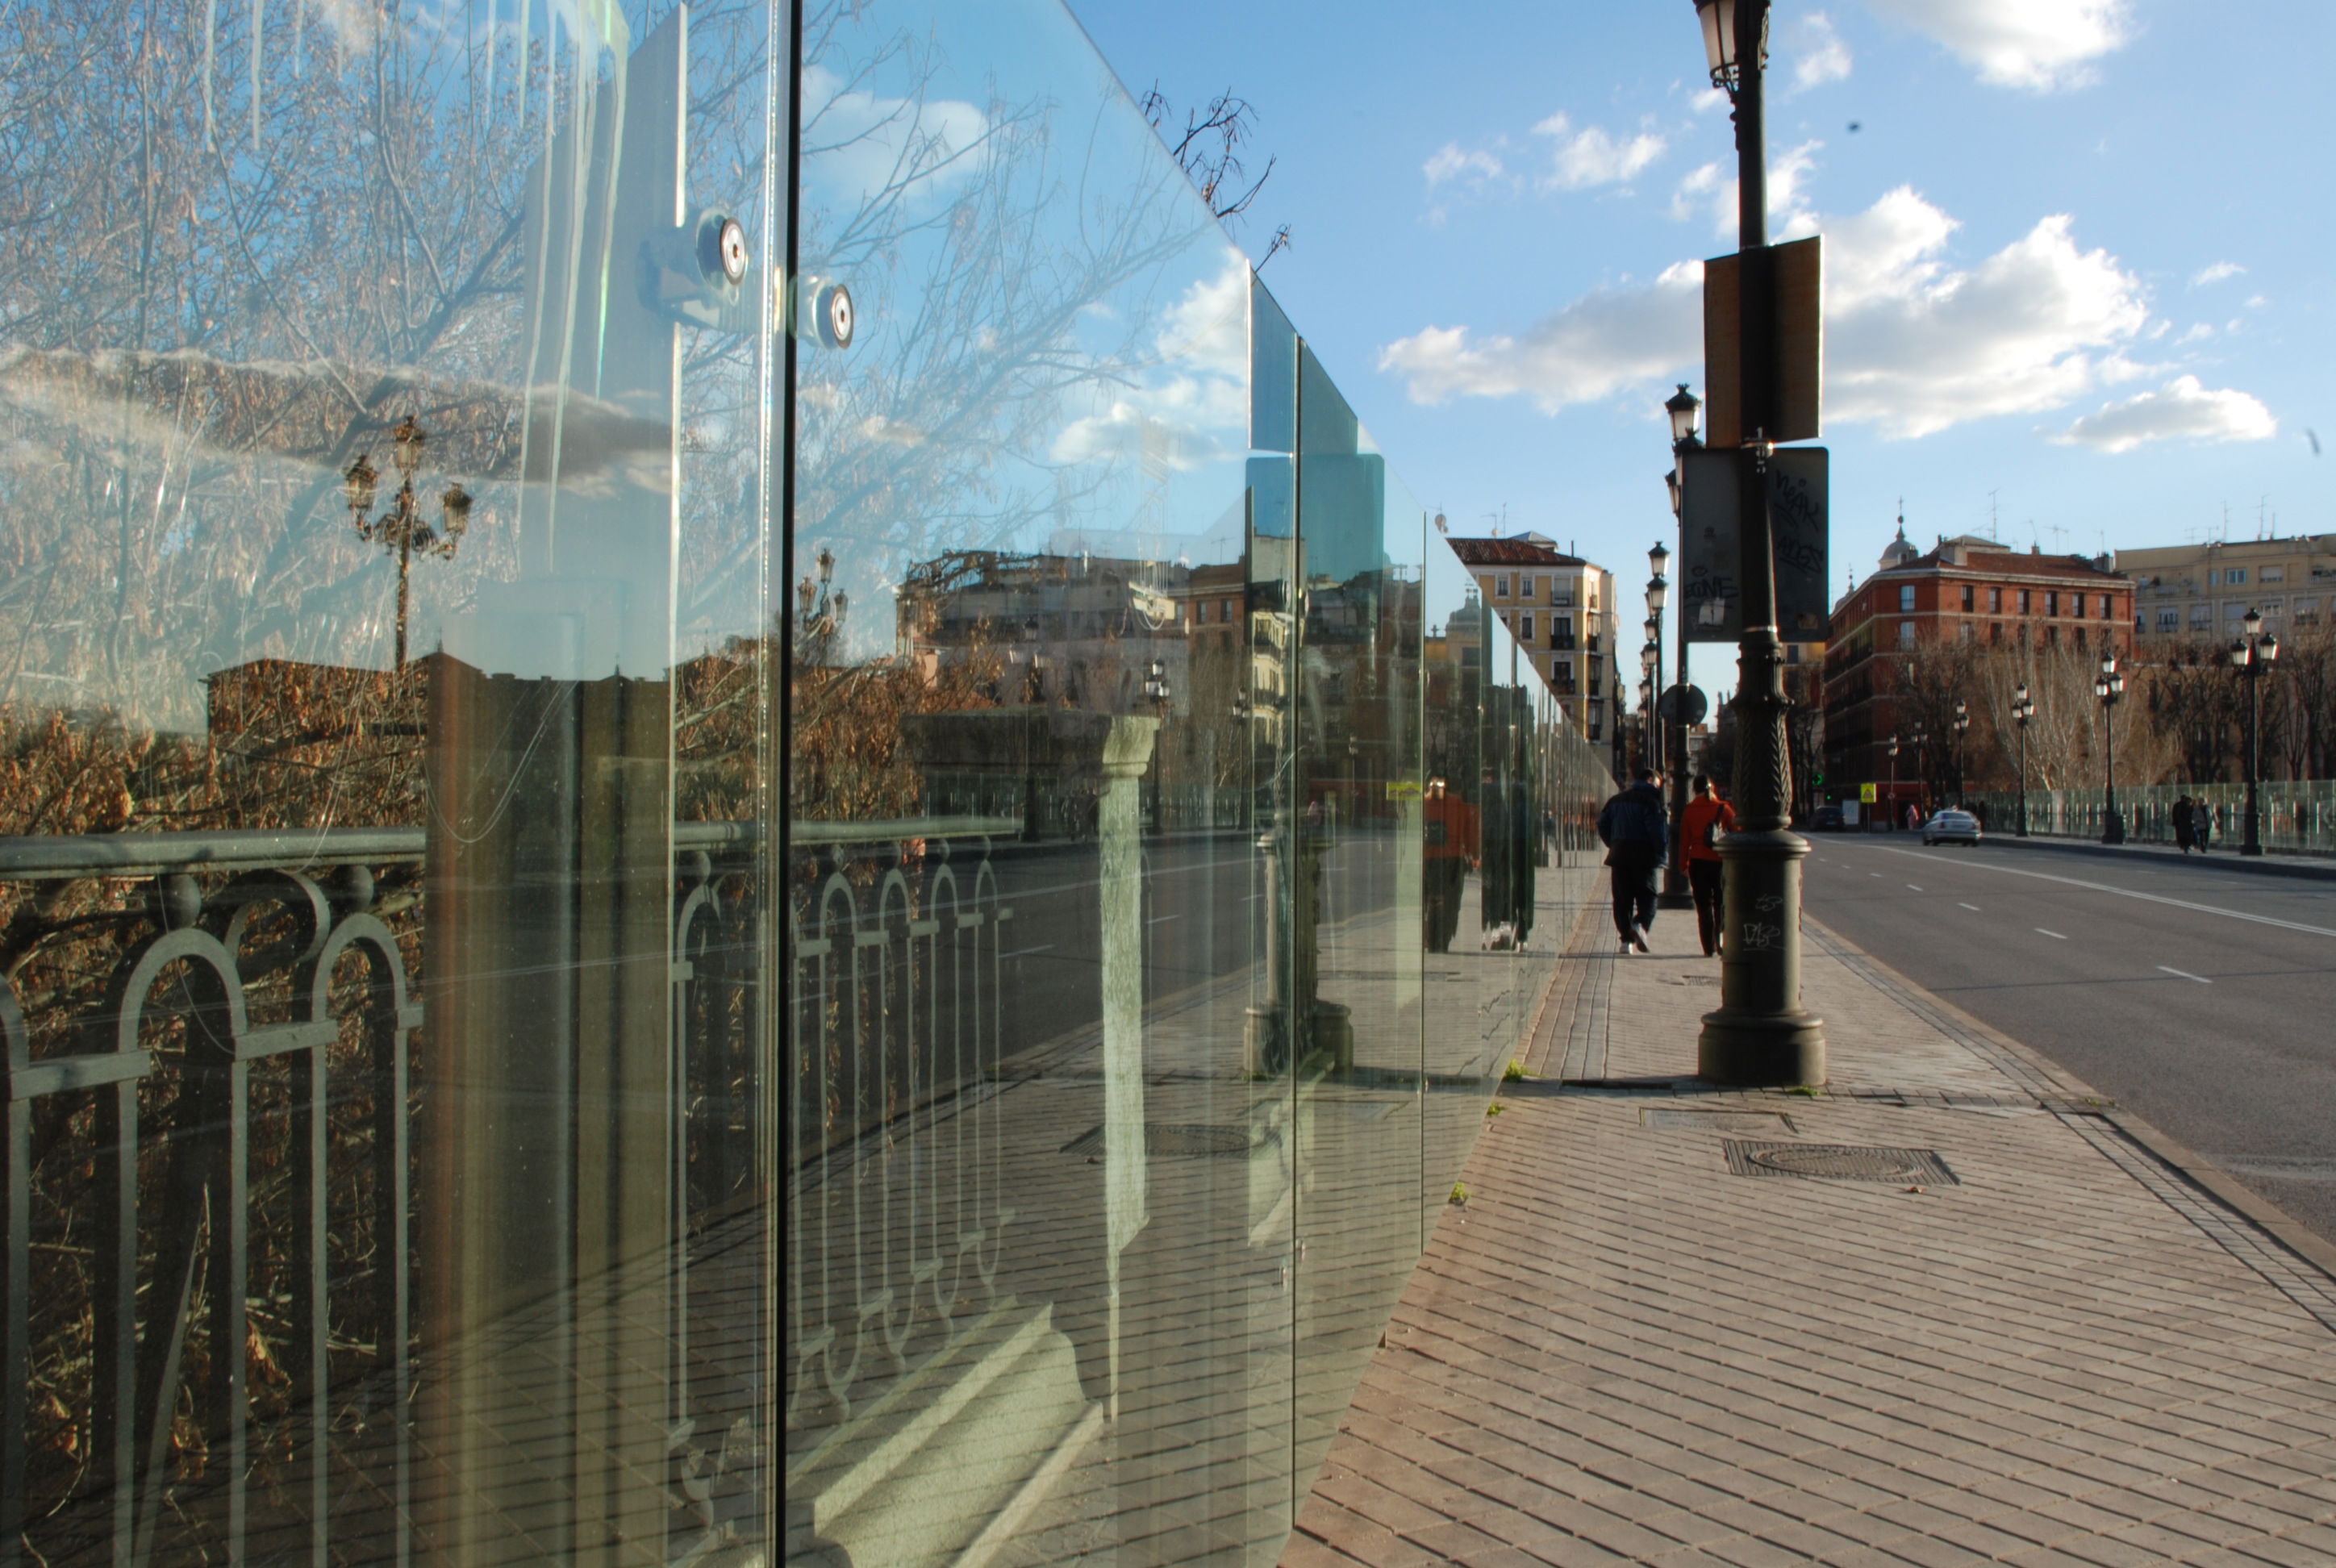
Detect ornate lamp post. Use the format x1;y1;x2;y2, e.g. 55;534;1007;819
795;545;850;665
1950;700;1971;803
1638;642;1658;773
1688;0;1823;1084
2094;653;2126;844
1883;732;1899;830
1908;722;1929;827
1662;385;1700;907
1143;657;1172;832
2230;608;2280;856
2011;683;2035;836
345;415;471;668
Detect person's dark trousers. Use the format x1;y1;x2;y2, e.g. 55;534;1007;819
1687;859;1724;955
1610;849;1658;943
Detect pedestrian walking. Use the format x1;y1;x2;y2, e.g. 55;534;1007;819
1680;774;1736;957
1596;767;1667;955
2199;799;2217;852
1905;800;1921;832
2173;794;2196;854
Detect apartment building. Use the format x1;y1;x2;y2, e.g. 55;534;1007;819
2117;534;2336;646
1447;533;1619;742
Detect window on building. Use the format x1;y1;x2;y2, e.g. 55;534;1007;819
1899;585;1916;611
1960;585;1975;611
2046;624;2059;646
2226;601;2248;620
2156;608;2180;632
2190;603;2213;628
1898;620;1916;648
2018;590;2032;614
2046;590;2060;616
1554;615;1573;644
2071;593;2084;619
1224;598;1236;623
1958;622;1975;644
1988;587;2002;613
2295;598;2321;625
1521;574;1536;600
2263;565;2286;583
2075;626;2087;649
1990;621;2004;645
1495;573;1510;598
2226;567;2248;585
1521;613;1534;642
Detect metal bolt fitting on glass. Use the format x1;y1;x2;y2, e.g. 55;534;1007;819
2230;608;2280;855
2095;653;2128;844
1688;0;1825;1086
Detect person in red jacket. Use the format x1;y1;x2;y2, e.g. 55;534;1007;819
1679;774;1737;957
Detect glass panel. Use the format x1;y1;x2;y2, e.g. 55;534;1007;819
784;0;1289;1560
0;0;779;1562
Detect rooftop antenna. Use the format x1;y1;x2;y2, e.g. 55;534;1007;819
1988;490;2000;541
1483;503;1508;536
2258;495;2271;539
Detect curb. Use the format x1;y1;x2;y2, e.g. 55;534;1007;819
1802;914;2336;1287
1979;833;2336;882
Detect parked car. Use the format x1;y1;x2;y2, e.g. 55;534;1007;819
1810;805;1845;832
1922;809;1982;846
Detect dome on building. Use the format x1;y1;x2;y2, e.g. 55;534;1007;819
1879;515;1919;569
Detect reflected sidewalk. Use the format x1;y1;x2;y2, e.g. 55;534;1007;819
1286;886;2336;1567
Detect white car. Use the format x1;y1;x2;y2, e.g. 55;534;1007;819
1922;809;1982;847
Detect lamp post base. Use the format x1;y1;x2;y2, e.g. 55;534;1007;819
2102;811;2125;845
1696;828;1826;1087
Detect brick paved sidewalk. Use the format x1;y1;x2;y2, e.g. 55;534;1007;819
1283;887;2336;1568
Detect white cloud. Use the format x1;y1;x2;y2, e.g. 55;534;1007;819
2178;323;2213;344
2052;377;2276;452
1863;0;2130;90
1669;141;1822;238
1376;262;1704;414
1050;401;1225;469
1531;113;1666;191
1425;142;1507;190
1793;12;1854;91
2191;261;2245;287
800;65;991;211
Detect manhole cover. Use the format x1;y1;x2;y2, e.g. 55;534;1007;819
1062;1123;1270;1158
1725;1140;1957;1185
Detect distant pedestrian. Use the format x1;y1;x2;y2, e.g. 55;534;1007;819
1905;801;1921;832
2173;794;2196;853
2199;799;2217;852
1680;774;1737;957
1596;767;1668;955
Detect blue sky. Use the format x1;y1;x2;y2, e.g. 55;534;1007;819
1066;0;2333;696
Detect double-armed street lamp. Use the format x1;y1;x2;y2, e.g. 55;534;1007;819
1687;0;1824;1085
345;415;472;669
1950;701;1970;803
1908;722;1929;824
2230;607;2280;856
2011;683;2035;836
2095;653;2126;844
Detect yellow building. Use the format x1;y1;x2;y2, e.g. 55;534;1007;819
2118;534;2336;646
1448;532;1619;743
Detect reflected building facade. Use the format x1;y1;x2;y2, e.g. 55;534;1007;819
0;0;1618;1563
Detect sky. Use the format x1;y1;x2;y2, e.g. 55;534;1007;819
1063;0;2334;698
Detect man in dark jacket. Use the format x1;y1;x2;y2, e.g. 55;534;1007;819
1597;768;1668;954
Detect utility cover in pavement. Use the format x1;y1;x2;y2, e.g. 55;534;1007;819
1725;1140;1958;1185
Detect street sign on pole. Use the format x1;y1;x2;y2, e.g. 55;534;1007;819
1657;684;1709;726
1678;446;1830;643
1702;236;1822;447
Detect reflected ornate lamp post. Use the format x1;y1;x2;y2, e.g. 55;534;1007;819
2230;608;2280;856
345;416;470;668
1143;657;1172;833
795;546;850;665
1688;0;1824;1084
2094;653;2126;844
2011;683;2035;836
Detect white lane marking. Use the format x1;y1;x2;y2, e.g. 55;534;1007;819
1865;845;2336;940
2036;928;2067;940
1958;903;1981;911
1870;872;1882;878
1906;884;1924;892
2157;965;2213;984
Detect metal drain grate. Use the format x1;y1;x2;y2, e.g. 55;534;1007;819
1061;1123;1270;1158
1725;1140;1957;1185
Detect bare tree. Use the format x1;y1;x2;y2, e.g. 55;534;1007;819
1139;84;1291;269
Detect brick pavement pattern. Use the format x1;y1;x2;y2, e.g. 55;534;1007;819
1283;886;2336;1567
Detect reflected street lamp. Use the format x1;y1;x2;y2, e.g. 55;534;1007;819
2094;653;2127;844
346;415;471;668
2011;683;2035;836
2230;608;2280;856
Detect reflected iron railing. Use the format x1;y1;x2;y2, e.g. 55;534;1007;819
0;821;764;1566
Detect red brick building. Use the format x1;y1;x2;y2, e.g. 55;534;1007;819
1824;527;2133;816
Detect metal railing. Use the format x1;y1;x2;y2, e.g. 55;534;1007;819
0;820;765;1565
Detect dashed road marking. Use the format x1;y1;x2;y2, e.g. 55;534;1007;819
2036;928;2067;940
1905;883;1924;892
2157;965;2212;983
1866;844;2336;940
1958;903;1981;911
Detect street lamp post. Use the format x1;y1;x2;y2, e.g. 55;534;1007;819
2012;683;2034;836
1950;701;1970;804
345;415;471;668
2230;608;2280;856
1143;657;1172;832
1883;733;1899;831
1688;0;1821;1083
1908;723;1928;828
1662;386;1701;907
2094;653;2126;844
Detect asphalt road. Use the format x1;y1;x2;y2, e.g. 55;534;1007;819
1800;834;2336;1244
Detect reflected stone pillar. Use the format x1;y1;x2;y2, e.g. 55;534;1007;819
1096;716;1157;1412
